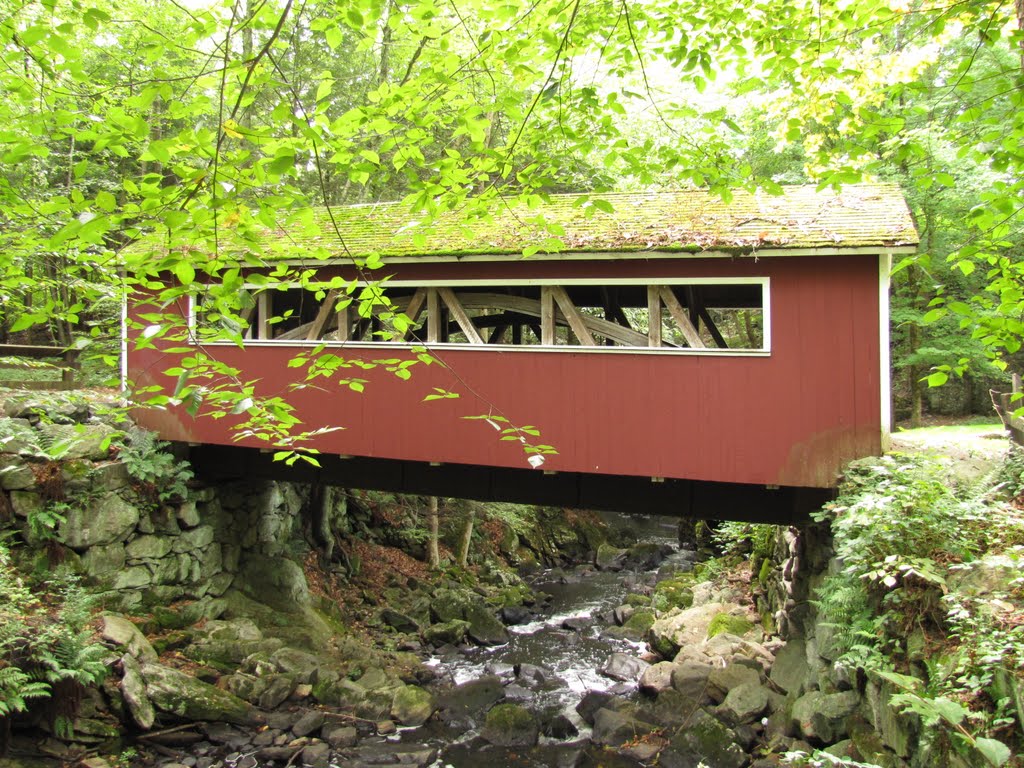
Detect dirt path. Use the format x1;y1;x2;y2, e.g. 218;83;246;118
890;423;1010;483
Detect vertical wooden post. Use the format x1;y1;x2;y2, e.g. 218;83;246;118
336;303;351;341
257;292;271;340
60;349;76;390
427;288;441;343
647;285;662;347
541;286;555;345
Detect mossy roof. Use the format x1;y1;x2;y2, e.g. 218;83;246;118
145;183;918;263
291;184;917;260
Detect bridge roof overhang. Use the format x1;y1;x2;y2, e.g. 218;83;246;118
135;183;919;268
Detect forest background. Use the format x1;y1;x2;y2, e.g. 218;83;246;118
1;0;1023;426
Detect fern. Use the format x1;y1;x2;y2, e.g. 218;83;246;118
119;427;193;504
0;666;49;717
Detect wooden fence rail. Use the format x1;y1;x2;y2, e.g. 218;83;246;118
0;344;80;391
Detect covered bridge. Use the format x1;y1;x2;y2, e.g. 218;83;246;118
128;183;918;523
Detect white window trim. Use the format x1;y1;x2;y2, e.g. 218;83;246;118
187;276;772;357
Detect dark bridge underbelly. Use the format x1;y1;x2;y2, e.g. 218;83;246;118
189;444;832;525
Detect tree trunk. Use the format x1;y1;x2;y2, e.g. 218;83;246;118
427;495;440;569
909;322;922;428
457;506;475;567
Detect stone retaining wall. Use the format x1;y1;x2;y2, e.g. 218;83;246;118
756;522;936;766
0;400;324;612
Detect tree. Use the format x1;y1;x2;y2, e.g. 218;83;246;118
2;0;1023;432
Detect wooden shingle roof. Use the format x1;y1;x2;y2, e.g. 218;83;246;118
138;183;918;264
283;183;917;261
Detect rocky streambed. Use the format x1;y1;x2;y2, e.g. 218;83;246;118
44;514;840;768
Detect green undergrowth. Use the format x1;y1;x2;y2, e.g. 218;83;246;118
812;451;1024;767
0;537;108;748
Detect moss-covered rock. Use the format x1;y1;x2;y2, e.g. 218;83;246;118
706;613;754;639
595;543;627;571
430;588;473;623
391;684;435;726
464;602;509;646
482;703;539;747
624;593;651;608
423;619;470;646
662;710;745;768
140;663;256;724
652;576;694;613
623;609;656;634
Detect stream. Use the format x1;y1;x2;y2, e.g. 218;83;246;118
399;512;693;767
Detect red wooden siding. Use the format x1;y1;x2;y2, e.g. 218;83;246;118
129;254;881;489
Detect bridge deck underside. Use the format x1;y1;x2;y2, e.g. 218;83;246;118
190;445;831;525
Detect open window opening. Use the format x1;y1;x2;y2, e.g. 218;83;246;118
191;280;768;353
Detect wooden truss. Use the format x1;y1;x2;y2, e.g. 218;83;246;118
237;284;744;349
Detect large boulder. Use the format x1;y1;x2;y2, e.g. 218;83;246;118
101;615;157;663
707;662;761;704
140;663;258;724
658;710;746;768
270;647;323;684
437;676;505;728
591;707;658;747
769;638;809;695
120;654;155;729
82;543;127;579
464;603;509;646
718;681;770;725
37;423;116;461
423;619;470;646
429;588;473;623
600;653;650;682
670;660;714;706
481;703;539;747
381;608;420;634
238;556;310;612
595;543;627;571
621;542;674;571
391;685;435;727
791;690;861;744
639;661;677;695
649;601;734;658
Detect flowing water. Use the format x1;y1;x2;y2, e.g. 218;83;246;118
401;512;692;767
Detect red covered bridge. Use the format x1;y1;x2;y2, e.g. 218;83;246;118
128;184;918;523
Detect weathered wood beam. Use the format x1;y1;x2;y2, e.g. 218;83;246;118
549;286;596;346
697;306;728;349
438;288;483;344
659;286;705;349
427;288;441;343
541;287;555;345
401;288;427;342
305;289;339;341
647;286;662;348
405;288;427;325
685;285;700;328
487;324;508;344
336;302;351;341
453;293;649;347
256;292;271;340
